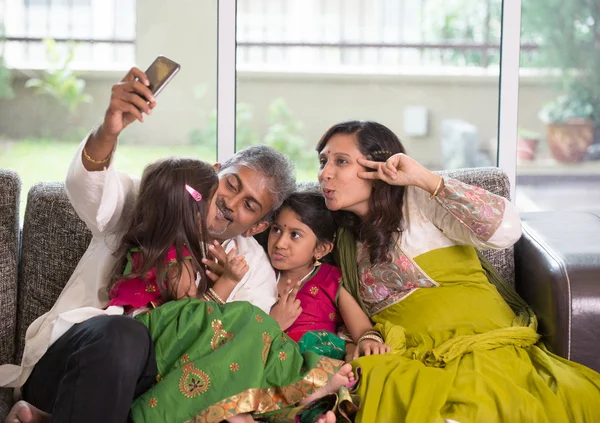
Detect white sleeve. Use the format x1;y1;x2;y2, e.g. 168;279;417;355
65;135;140;236
223;237;277;314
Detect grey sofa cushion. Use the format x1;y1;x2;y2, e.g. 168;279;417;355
0;170;21;419
16;183;92;362
0;170;20;366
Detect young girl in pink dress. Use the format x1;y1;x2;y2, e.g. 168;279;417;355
268;191;391;361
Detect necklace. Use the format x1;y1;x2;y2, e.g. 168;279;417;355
276;266;316;293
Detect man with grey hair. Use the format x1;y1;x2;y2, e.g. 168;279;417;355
3;67;298;423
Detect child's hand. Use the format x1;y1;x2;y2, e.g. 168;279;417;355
270;279;302;331
222;247;249;283
353;339;392;360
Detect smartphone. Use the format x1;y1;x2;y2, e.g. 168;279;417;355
144;56;180;97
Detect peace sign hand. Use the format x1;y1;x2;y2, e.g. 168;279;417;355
357;154;441;194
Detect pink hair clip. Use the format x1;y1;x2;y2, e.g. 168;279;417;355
185;184;202;202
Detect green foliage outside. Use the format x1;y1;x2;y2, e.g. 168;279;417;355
25;38;92;113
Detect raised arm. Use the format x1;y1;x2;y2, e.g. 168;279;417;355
65;68;156;236
410;177;522;249
358;154;522;250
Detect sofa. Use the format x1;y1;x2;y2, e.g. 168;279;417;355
1;166;599;419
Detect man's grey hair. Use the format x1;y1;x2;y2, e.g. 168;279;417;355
220;144;296;221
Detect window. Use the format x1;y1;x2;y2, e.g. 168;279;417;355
2;0;135;70
237;0;516;72
515;0;600;212
236;0;504;181
0;0;218;214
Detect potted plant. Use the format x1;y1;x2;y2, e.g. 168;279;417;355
517;128;541;161
522;0;600;163
538;91;595;163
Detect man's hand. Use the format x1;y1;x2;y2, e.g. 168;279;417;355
103;67;156;137
270;280;302;331
84;67;157;171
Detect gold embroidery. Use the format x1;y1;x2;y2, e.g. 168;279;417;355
310;286;319;295
329;313;336;321
145;284;156;293
155;374;162;383
230;362;239;372
148;397;158;408
206;306;213;313
196;356;341;421
255;315;263;323
179;362;210;398
211;319;234;350
181;353;190;363
279;351;287;361
261;332;272;365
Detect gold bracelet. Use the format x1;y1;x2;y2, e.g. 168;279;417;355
83;146;111;165
429;176;444;200
209;288;226;305
357;333;384;345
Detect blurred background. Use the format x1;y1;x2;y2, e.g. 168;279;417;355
0;0;598;213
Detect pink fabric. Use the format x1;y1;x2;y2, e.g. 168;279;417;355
108;245;191;314
286;263;343;342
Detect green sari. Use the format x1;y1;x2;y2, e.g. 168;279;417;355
129;298;344;423
352;246;600;423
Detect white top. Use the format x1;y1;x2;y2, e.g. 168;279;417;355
0;138;277;388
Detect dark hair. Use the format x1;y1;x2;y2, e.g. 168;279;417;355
316;120;406;265
272;190;337;264
109;157;218;300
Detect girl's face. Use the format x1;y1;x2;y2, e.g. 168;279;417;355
318;133;374;218
268;208;320;272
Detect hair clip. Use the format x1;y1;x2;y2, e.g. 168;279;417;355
371;150;393;157
185;184;203;202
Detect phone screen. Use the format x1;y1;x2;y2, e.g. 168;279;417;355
145;56;180;96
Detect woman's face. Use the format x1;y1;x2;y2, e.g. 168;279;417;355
317;133;373;218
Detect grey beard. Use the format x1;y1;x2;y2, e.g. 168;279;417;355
208;225;228;237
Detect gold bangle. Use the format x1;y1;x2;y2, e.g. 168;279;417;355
357;333;384;345
209;288;226;305
83;146;111;165
429;176;444;200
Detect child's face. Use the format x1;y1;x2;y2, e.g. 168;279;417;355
205;193;229;236
268;208;318;272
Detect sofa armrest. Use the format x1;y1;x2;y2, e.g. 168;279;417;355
515;211;600;373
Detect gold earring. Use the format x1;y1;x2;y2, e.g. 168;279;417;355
314;256;322;266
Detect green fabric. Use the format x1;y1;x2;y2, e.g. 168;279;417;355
129;298;342;423
351;245;600;423
297;330;347;361
335;228;369;315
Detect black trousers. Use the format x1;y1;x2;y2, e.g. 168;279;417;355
23;315;158;423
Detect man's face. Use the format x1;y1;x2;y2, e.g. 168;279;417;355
208;164;275;241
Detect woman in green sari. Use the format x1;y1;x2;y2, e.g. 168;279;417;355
316;120;600;423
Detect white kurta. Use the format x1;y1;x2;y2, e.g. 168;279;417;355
0;138;277;388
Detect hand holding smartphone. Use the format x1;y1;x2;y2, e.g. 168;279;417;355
142;55;181;97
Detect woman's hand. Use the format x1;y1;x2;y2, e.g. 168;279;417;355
352;339;392;360
357;154;442;195
270;280;302;331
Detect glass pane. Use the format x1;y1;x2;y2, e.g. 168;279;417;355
236;0;503;181
0;0;217;213
516;0;600;212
